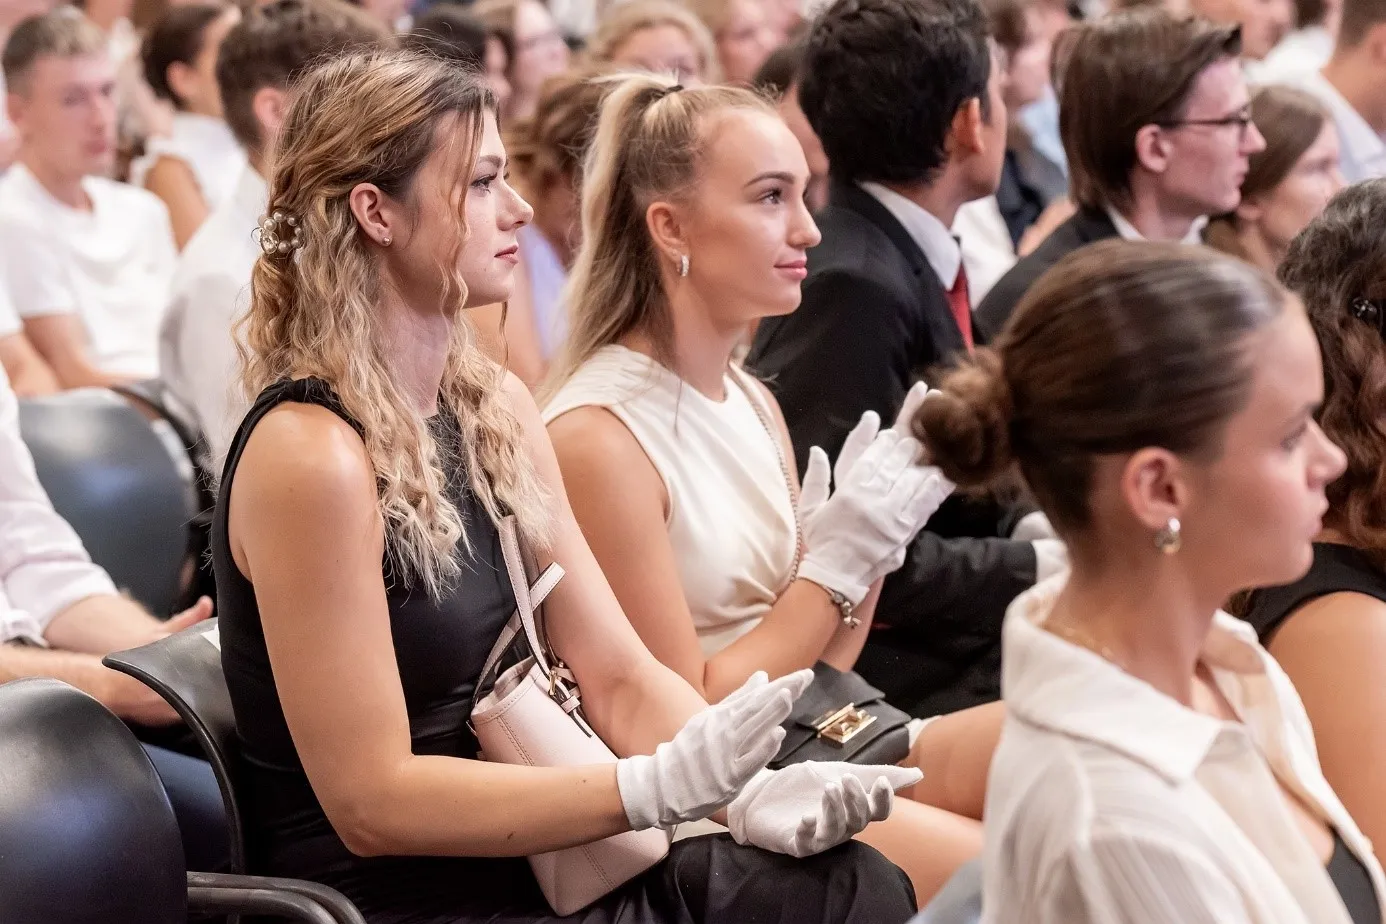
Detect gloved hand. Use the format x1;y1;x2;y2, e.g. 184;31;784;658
1033;538;1069;582
798;429;953;605
831;381;940;487
726;762;923;858
616;669;813;831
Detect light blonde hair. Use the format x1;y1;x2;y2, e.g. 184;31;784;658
541;73;772;401
1;7;107;90
242;49;551;597
585;0;722;84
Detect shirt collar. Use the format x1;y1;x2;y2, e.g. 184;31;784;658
858;181;962;289
1300;68;1386;170
1105;205;1209;245
1002;574;1270;785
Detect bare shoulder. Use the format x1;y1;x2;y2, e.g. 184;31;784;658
234;402;377;515
546;404;651;477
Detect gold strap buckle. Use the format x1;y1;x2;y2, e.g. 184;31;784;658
813;704;876;746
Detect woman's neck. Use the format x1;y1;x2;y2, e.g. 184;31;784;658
378;288;451;417
1048;553;1224;708
620;288;747;400
1234;223;1282;274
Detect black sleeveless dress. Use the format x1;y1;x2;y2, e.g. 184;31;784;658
1241;542;1384;924
213;378;916;924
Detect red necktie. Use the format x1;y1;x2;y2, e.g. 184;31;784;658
948;263;974;352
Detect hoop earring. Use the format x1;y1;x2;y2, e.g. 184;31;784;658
1154;517;1182;555
678;254;689;278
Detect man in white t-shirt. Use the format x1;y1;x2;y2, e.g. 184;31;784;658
160;0;388;463
0;271;57;396
0;8;176;389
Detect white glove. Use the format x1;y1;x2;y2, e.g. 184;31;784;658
798;429;953;605
1012;511;1057;542
616;669;812;831
831;381;940;487
1033;538;1069;582
726;762;923;858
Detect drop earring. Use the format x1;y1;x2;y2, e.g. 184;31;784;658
678;254;689;278
1154;517;1182;555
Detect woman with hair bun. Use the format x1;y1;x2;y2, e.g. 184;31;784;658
1240;177;1386;863
216;47;918;924
914;240;1384;923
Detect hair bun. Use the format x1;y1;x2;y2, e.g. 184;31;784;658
911;349;1016;489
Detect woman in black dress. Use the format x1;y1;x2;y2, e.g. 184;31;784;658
1242;178;1386;863
213;49;918;923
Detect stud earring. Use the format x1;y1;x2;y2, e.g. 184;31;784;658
1154;516;1182;555
678;254;689;278
382;236;392;246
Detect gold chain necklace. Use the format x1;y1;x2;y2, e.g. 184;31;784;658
1042;620;1130;672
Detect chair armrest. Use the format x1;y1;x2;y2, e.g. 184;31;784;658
188;871;367;924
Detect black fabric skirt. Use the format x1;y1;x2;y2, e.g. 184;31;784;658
312;834;915;924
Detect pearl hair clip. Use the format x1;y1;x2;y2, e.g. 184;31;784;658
256;209;305;258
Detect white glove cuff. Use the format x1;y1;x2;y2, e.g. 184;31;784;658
795;558;870;607
615;754;661;831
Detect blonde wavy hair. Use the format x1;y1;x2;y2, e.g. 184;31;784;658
585;0;722;84
241;50;551;598
541;73;773;402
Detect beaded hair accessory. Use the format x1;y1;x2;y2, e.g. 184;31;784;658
256;209;305;258
1352;297;1386;336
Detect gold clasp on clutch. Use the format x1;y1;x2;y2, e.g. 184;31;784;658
812;704;876;746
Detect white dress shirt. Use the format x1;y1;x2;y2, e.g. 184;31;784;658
0;367;118;645
983;575;1386;924
1106;205;1210;245
160;164;265;467
0;163;176;379
1287;69;1386;183
952;196;1017;304
859;181;963;290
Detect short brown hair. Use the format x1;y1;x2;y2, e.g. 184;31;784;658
979;0;1030;54
1279;181;1386;569
1206;85;1329;258
1060;10;1241;211
215;0;391;158
914;241;1287;535
1337;0;1386;48
2;7;107;92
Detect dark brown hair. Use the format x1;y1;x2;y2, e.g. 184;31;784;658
1279;180;1386;571
914;241;1288;534
1339;0;1386;48
1060;10;1241;211
215;0;391;158
141;3;228;110
1205;85;1329;259
979;0;1030;54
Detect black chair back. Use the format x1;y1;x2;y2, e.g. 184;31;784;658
0;678;188;923
19;388;197;616
104;618;247;872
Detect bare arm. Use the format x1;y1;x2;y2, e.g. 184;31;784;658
548;402;865;704
142;156;210;251
0;333;59;397
1268;591;1386;852
23;315;132;390
227;395;656;859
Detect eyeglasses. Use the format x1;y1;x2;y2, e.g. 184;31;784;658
1155;107;1255;141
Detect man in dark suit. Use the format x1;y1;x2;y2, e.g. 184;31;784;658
976;11;1263;339
747;0;1064;717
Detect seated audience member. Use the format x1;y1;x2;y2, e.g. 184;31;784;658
0;8;177;389
1250;0;1340;82
687;0;777;85
0;361;223;868
0;0;57;171
915;241;1383;923
1205;85;1342;271
977;11;1264;338
584;0;720;85
473;68;607;386
132;3;244;249
160;0;389;466
217;48;920;922
473;0;568;122
1243;177;1386;860
405;6;512;110
542;72;997;904
955;0;1062;302
753;39;829;212
748;0;1059;718
0;274;58;396
1285;0;1386;183
1191;0;1293;60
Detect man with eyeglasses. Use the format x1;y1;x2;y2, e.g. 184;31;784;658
976;10;1264;339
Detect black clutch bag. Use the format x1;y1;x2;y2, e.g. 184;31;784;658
768;662;912;768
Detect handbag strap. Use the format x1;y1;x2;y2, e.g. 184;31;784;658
476;515;567;697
